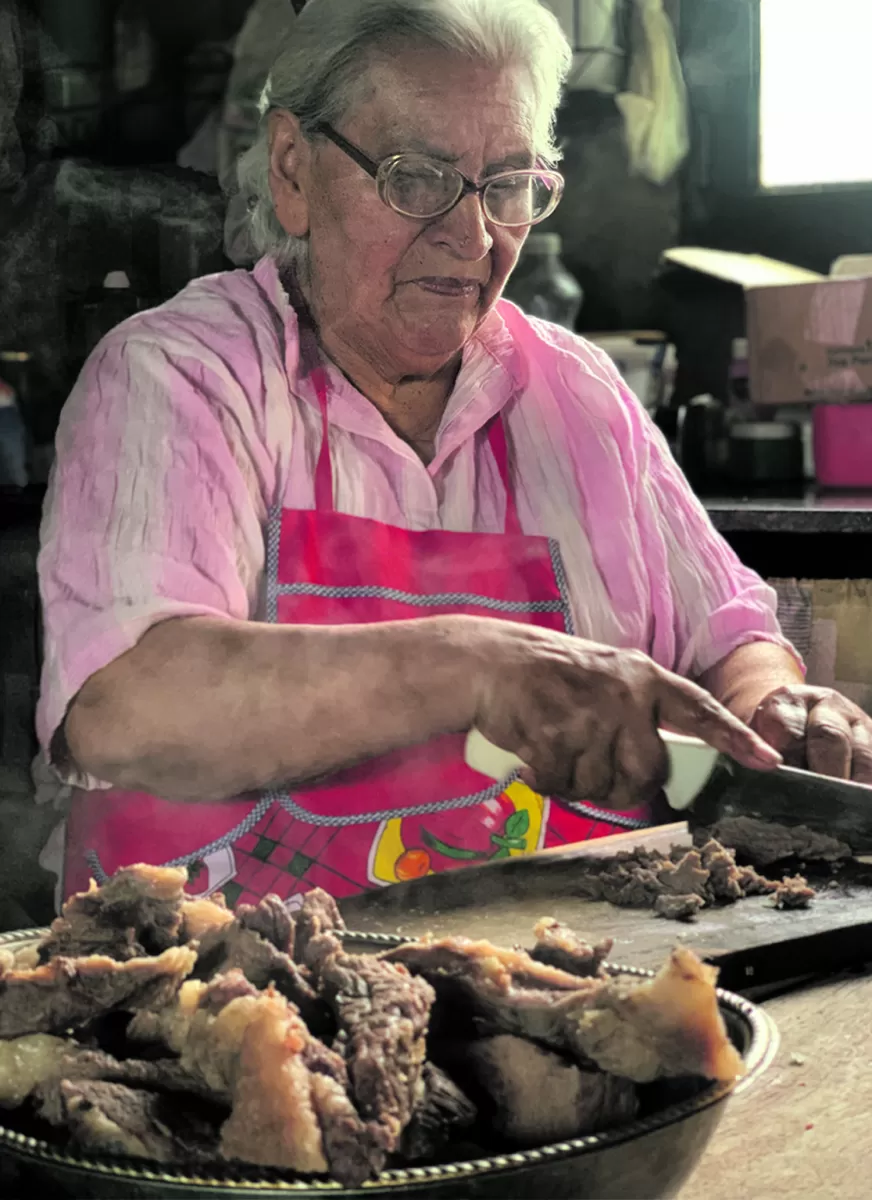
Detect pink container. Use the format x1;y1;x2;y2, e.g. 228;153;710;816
813;404;872;489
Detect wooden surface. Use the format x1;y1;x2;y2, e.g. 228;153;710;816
342;825;872;992
677;970;872;1200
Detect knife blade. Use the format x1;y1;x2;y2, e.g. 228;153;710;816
464;728;872;855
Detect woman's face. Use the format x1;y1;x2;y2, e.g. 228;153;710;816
270;47;537;381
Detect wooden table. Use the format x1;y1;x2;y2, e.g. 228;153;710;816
677;971;872;1200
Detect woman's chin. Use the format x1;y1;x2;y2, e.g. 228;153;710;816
391;313;482;366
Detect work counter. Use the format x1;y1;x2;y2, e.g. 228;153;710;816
704;490;872;536
677;974;870;1200
698;490;872;579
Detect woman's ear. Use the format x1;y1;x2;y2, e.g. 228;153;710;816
268;110;311;238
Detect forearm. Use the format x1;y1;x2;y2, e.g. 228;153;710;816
63;615;480;800
696;641;804;724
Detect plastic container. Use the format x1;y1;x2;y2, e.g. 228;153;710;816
813;404;872;489
504;233;583;329
727;421;803;485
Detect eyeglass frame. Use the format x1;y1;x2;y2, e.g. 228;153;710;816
312;123;564;228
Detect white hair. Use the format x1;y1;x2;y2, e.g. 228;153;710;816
236;0;572;267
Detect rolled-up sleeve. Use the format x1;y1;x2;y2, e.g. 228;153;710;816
626;388;802;679
37;334;268;779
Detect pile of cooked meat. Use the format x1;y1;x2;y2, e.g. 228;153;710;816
572;832;822;921
0;865;747;1186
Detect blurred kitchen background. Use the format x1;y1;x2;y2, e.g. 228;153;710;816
2;0;872;927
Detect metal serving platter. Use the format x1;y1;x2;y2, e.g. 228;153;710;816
0;927;779;1200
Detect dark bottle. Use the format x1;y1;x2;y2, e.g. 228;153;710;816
677;393;727;491
503;232;583;329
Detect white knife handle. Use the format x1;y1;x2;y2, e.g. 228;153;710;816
464;728;719;810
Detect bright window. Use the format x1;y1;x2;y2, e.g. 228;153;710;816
759;0;872;189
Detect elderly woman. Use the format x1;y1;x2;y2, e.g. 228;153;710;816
38;0;872;907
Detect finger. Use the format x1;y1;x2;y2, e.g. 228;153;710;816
751;693;810;767
850;720;872;785
656;674;782;769
805;703;853;779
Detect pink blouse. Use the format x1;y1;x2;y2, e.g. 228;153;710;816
38;257;797;786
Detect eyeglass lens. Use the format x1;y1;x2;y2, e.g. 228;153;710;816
383;157;558;225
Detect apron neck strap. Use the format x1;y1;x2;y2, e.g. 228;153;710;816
484;413;523;536
312;360;335;513
309;335;520;535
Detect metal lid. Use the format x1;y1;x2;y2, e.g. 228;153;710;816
730;422;798;440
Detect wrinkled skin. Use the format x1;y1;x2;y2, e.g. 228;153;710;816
469;624;780;809
751;685;872;783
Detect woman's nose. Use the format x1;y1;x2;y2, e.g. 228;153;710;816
433;192;494;258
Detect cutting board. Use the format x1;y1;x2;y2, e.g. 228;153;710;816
341;824;872;993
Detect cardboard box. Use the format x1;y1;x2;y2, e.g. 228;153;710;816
663;247;872;406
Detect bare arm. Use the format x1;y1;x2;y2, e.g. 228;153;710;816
696;641;804;723
63;617;780;807
63;616;478;801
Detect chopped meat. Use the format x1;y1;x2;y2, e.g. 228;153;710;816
386;938;743;1084
194;916;330;1036
443;1034;638;1147
292;889;344;964
127;978;209;1054
0;946;196;1039
32;1047;228;1124
236;895;295;955
181;991;271;1101
697;840;744;903
530;919;613;978
38;865;188;963
37;1078;223;1162
696;818;851;867
654;893;705;922
318;952;435;1159
562;949;745;1084
300;931;344;978
0;1034;71;1107
179;894;234;943
396;1063;477;1163
384;937;602;999
567;836;797;920
601;865;665;907
736;864;779;896
773;876;815;910
656;851;709;898
218;989;380;1187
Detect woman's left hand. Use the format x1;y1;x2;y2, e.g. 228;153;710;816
750;685;872;783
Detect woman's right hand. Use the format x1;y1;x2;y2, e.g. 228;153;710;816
465;621;781;810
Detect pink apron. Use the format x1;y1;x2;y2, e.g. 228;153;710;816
63;341;652;906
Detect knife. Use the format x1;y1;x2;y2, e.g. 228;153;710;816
464;728;872;855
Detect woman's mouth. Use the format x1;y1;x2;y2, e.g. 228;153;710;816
414;277;481;297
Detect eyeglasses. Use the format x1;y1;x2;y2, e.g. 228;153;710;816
314;124;564;228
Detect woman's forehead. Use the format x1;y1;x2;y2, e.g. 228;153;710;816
350;50;537;160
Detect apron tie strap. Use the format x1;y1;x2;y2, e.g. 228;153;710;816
485;413;523;536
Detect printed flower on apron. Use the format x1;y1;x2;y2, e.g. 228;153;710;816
368;783;549;885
